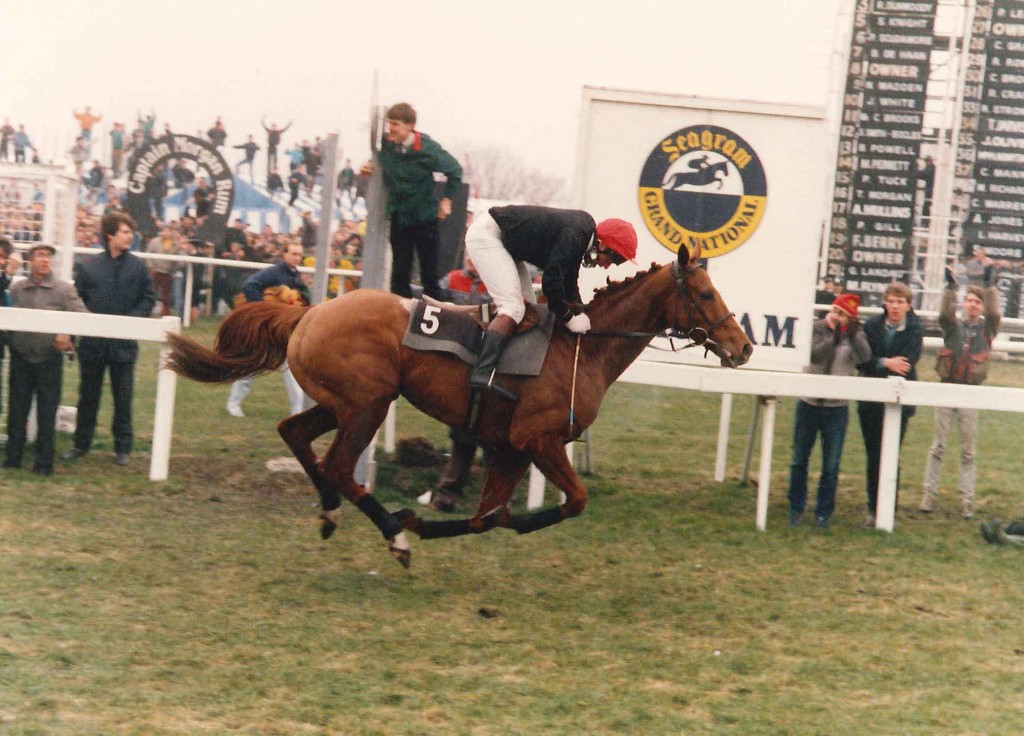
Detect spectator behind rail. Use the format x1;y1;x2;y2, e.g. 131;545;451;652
919;264;1001;520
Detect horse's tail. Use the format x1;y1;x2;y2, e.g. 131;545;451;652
165;302;310;383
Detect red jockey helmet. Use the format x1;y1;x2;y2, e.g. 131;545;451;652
595;218;638;264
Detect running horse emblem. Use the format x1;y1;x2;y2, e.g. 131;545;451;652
664;158;730;190
165;243;753;567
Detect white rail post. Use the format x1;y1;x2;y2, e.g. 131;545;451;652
183;264;195;328
384;403;396;454
875;401;903;532
740;395;762;485
527;445;572;510
714;393;734;482
527;465;546;509
755;397;778;531
149;316;181;481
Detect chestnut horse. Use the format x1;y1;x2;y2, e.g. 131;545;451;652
166;244;752;567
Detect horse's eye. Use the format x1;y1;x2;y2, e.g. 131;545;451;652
700;292;714;301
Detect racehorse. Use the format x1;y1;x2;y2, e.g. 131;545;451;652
664;160;730;190
165;243;752;567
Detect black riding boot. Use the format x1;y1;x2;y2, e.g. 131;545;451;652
469;330;518;402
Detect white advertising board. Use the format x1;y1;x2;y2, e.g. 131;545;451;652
574;87;829;373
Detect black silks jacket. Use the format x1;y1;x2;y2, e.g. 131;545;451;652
489;205;596;321
74;248;156;363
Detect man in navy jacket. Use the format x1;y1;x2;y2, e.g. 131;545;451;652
226;242;309;417
856;281;923;525
64;212;156;466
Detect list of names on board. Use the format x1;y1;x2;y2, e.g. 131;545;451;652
830;0;936;301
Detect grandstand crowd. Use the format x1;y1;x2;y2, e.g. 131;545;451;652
1;108;370;316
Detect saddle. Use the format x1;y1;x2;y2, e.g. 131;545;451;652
419;295;542;334
401;299;555;376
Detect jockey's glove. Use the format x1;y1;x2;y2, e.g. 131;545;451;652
566;313;591;334
561;302;585;319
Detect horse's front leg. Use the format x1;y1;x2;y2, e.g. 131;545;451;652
397;445;531;539
505;434;588;535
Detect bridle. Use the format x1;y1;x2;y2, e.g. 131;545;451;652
565;258;735;435
585;259;735;355
663;258;735;354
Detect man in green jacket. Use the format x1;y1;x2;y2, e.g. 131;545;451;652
373;102;462;300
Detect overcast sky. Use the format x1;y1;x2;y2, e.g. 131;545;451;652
0;0;844;181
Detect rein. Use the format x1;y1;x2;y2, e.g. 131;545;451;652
566;259;732;433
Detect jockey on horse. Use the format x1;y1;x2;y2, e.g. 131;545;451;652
465;205;638;401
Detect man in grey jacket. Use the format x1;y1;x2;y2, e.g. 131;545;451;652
3;244;88;476
788;293;872;529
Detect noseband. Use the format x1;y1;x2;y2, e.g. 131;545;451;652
583;260;735;354
664;259;735;352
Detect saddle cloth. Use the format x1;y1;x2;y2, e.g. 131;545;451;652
401;300;555;376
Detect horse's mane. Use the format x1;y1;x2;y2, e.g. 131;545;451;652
589;262;665;305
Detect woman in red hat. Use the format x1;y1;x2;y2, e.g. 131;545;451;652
787;292;871;529
464;205;637;401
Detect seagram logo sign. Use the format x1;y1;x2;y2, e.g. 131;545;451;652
637;124;767;258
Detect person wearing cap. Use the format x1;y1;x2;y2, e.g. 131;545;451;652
4;244;88;476
787;293;871;529
464;204;638;401
856;281;923;527
919;264;1001;520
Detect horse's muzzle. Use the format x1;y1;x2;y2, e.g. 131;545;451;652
711;341;753;368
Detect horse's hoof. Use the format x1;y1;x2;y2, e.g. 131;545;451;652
319;509;340;540
392;508;421;532
428;490;462;513
388;531;412;568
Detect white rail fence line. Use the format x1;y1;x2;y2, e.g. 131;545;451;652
15;248;1022;524
616;361;1024;533
67;247;362;328
0;308;180;482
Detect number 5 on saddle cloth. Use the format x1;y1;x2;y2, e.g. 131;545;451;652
401;299;555;378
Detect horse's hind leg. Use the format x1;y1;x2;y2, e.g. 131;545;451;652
278;405;341;538
505;434;588;535
319;398;411;566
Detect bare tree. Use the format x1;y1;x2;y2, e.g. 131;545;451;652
459;145;567;205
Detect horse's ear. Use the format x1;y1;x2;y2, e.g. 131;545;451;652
678;242;702;269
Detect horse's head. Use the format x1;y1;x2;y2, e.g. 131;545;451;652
667;243;753;368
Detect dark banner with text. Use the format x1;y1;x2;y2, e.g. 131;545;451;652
829;0;936;303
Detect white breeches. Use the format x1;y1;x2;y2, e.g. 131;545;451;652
465;211;535;323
